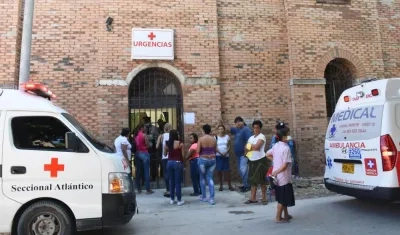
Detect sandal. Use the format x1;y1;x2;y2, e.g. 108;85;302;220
287;215;293;220
261;200;268;205
276;219;290;223
244;199;258;204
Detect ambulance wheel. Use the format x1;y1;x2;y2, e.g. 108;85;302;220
17;200;74;235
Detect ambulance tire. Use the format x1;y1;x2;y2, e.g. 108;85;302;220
17;200;74;235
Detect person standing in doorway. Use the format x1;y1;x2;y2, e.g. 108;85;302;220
135;124;154;195
230;116;252;192
197;124;217;205
186;133;201;196
156;123;172;198
215;125;234;191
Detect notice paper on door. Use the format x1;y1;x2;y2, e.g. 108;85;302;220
184;112;195;124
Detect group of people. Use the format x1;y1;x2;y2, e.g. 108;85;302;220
114;116;298;223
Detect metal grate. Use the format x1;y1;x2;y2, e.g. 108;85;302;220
325;59;354;118
128;68;183;187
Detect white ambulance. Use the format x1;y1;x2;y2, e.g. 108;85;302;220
0;83;137;234
324;78;400;201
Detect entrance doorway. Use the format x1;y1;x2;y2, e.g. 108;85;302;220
324;58;356;118
129;67;183;188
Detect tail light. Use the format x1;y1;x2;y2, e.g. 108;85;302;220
380;134;397;171
344;96;350;102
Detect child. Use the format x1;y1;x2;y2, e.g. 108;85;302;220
266;127;295;223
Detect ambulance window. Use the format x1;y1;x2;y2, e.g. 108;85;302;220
11;116;71;151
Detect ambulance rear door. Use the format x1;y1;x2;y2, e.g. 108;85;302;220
324;79;387;188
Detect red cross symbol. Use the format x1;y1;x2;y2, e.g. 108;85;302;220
44;158;65;178
148;32;156;40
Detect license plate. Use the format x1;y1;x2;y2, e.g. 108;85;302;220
342;163;355;174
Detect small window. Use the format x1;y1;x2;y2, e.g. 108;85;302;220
12;116;72;151
316;0;351;4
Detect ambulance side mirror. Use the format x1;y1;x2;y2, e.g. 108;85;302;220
65;132;78;152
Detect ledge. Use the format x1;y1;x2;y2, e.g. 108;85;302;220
290;78;326;86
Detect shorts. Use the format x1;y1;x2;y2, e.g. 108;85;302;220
275;183;295;207
216;156;230;172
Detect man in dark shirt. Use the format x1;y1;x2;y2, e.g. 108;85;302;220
230;116;252;192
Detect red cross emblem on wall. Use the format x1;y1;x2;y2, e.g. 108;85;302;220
148;32;156;40
44;158;65;178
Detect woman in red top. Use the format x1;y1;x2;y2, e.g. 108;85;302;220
134;124;154;194
164;130;185;206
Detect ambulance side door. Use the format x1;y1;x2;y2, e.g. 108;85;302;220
0;110;7;232
1;111;102;220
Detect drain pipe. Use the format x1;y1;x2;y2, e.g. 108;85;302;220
18;0;35;90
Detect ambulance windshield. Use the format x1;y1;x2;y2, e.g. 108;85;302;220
62;113;115;153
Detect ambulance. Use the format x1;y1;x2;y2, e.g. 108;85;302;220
324;78;400;202
0;83;137;234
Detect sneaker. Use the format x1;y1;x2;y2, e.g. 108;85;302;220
199;196;208;202
170;200;175;205
177;200;185;206
209;199;215;205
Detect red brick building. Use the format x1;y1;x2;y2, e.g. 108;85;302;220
1;0;399;179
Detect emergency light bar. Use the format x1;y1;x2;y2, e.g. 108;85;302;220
21;83;57;100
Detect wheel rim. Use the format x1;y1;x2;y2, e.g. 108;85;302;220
30;213;61;235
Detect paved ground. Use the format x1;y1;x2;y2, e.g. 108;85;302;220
79;187;400;235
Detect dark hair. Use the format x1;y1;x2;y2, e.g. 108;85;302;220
252;120;263;129
234;116;244;123
121;128;130;137
217;125;225;130
202;124;212;134
190;133;198;143
134;124;145;137
275;121;286;130
167;129;179;149
276;127;290;141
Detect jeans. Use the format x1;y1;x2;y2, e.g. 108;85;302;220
167;160;184;201
237;155;249;188
162;159;169;191
190;158;201;194
136;151;151;191
198;158;216;200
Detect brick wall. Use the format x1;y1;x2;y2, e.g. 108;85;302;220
377;0;400;78
4;0;400;180
0;0;23;86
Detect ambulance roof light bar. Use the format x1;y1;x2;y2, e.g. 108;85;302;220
21;83;57;100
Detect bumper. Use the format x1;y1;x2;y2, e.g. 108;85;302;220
76;191;137;231
324;178;400;201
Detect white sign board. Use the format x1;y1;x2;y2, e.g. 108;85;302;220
184;112;195;125
131;28;174;60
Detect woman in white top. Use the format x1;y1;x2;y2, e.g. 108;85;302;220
215;125;234;191
244;120;268;205
114;128;132;174
156;123;172;197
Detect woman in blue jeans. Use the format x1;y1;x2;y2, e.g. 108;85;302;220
197;124;217;205
134;124;154;194
164;129;185;206
186;133;201;196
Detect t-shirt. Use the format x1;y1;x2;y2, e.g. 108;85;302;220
188;143;199;160
161;133;169;160
267;141;292;186
216;135;230;157
114;135;132;161
135;131;148;153
245;133;266;161
230;126;253;157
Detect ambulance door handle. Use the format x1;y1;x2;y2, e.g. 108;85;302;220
11;166;26;175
